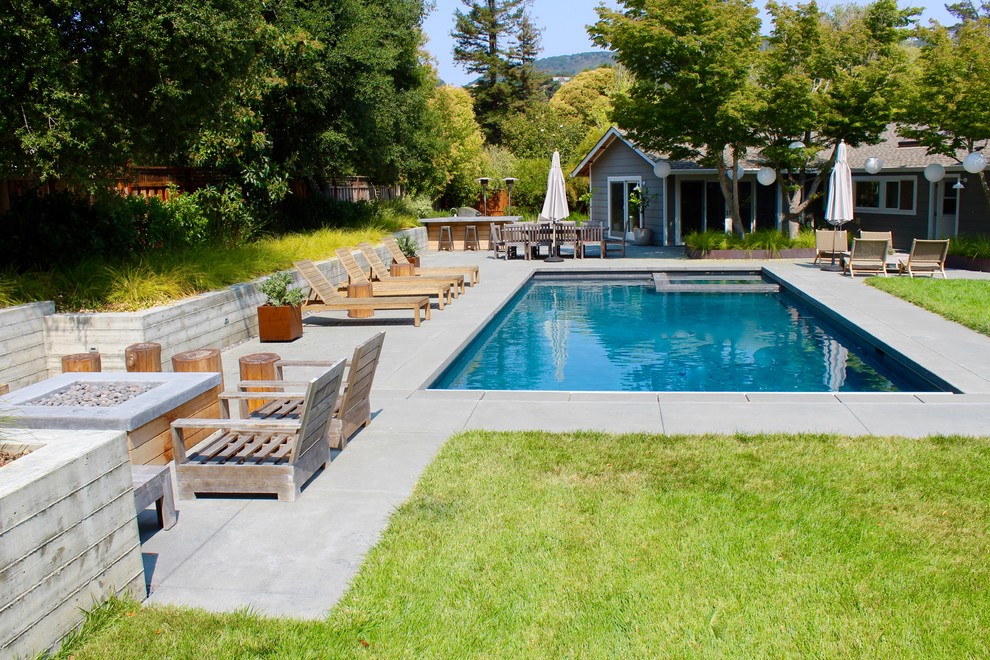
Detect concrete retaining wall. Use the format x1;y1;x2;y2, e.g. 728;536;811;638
0;428;146;658
0;302;55;391
11;228;425;383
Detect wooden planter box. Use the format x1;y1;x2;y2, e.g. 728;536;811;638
946;255;990;272
685;247;817;260
257;305;303;342
407;255;421;268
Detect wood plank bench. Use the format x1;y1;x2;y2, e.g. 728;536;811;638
131;464;177;530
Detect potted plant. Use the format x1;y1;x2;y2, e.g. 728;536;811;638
628;184;654;245
395;234;421;267
257;271;306;342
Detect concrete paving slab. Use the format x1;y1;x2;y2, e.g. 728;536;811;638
146;585;340;619
834;392;924;404
656;392;749;403
464;400;664;433
745;392;839;403
846;403;990;437
567;391;661;402
660;402;871;435
481;390;572;401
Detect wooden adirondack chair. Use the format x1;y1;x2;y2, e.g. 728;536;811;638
293;259;430;326
238;333;385;451
170;359;346;501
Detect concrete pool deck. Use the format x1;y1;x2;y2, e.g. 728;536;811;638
137;247;990;617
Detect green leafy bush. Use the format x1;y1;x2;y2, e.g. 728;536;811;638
257;271;305;307
948;234;990;260
685;228;815;254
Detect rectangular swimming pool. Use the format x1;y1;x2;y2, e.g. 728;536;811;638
430;276;942;392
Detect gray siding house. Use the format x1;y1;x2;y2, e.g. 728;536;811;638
571;126;990;248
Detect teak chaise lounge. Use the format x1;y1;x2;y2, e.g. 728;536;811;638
383;235;480;286
293;259;430;326
357;241;465;295
898;238;949;278
170;359;346;501
844;238;890;278
239;332;385;451
335;248;453;309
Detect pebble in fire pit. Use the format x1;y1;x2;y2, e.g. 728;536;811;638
28;382;159;408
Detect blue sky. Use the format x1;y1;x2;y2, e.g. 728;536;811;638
423;0;960;87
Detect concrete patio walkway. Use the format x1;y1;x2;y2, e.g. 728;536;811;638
138;246;990;617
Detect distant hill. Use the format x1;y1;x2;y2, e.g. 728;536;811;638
534;51;615;77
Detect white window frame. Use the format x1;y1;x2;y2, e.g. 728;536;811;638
853;176;917;215
607;175;642;238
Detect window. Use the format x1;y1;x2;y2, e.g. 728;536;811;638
854;177;915;214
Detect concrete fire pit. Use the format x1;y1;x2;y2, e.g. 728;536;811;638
3;372;222;464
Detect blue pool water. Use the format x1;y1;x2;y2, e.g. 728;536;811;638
432;278;936;392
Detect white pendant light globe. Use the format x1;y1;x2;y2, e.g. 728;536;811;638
725;163;745;180
653;160;671;179
756;167;776;186
789;140;806;150
963;151;987;174
864;157;883;174
923;163;946;183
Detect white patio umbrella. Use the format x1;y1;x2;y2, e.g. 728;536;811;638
823;140;853;269
541;150;569;262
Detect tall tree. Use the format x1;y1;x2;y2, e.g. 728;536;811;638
755;0;917;236
451;0;541;142
590;0;763;236
899;15;990;208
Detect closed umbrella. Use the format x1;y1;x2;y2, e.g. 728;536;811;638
541;150;569;263
823;140;853;270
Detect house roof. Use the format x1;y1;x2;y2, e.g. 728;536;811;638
570;125;984;178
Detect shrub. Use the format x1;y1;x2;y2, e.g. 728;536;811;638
684;230;729;253
257;271;305;307
948;234;990;260
685;228;816;253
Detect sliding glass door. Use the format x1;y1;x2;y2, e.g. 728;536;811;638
608;178;640;238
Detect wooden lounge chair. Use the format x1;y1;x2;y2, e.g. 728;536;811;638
898;239;949;278
170;359;346;501
579;221;606;259
335;248;453;309
861;230;895;256
489;223;506;260
844;238;890;278
383;235;480;285
293;259;430;326
814;229;848;265
239;332;385;451
357;241;464;295
603;224;626;258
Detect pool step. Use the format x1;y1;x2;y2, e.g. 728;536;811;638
652;273;780;293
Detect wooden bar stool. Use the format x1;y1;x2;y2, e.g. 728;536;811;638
439;225;454;251
463;225;480;251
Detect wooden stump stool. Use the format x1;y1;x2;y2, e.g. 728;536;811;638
239;352;281;414
62;352;102;373
125;342;163;372
347;281;375;318
390;262;416;277
171;348;224;389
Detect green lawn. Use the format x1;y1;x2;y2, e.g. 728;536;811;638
867;277;990;337
60;431;990;658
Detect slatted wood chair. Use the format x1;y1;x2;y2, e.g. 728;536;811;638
532;222;554;258
170;359;346;501
383;235;480;285
603;223;626;258
844;238;891;278
898;239;949;278
238;333;385;451
502;223;531;260
335;248;453;309
293;259;430;326
556;222;580;258
357;242;464;295
579;222;606;259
